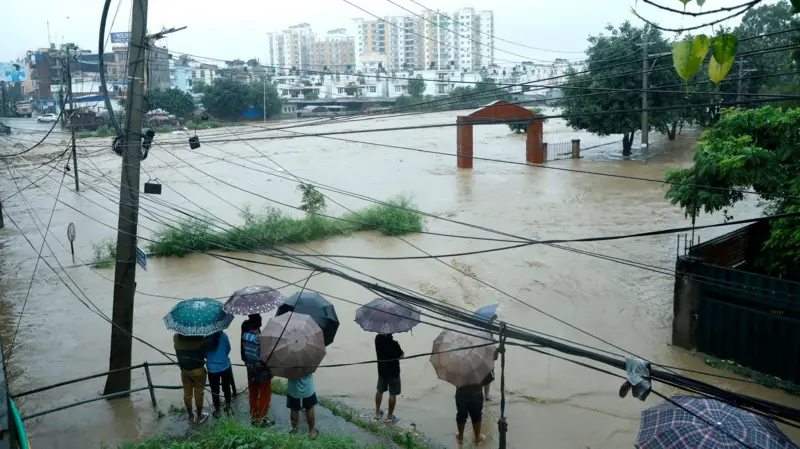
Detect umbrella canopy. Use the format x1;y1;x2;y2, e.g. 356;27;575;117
224;285;286;316
163;297;233;336
636;394;795;449
429;329;495;388
355;297;421;334
474;304;499;322
260;313;326;380
276;291;339;346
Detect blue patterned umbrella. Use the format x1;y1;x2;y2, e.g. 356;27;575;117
636;394;796;449
164;298;233;336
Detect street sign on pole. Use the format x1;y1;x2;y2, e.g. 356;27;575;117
67;223;76;263
136;246;147;271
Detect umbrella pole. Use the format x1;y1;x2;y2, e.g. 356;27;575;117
498;323;508;449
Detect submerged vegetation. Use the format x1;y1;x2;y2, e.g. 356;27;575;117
91;191;423;264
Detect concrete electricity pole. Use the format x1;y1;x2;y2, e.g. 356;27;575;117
641;28;649;151
103;0;148;396
737;59;744;104
66;46;79;191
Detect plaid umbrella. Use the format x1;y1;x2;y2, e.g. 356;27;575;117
636;394;796;449
260;313;326;380
429;329;495;388
163;298;233;336
355;297;421;334
224;285;285;315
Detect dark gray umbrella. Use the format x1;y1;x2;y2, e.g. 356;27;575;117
224;285;286;316
276;291;339;346
355;297;421;334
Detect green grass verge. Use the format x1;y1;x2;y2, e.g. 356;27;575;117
142;196;422;258
118;418;379;449
703;357;800;395
271;379;436;449
91;237;117;269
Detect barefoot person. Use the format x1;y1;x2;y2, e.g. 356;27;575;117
241;314;273;426
206;330;234;418
455;372;493;445
173;334;209;424
287;373;319;439
374;333;404;422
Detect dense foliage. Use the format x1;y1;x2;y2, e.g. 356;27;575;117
665;106;800;278
202;79;282;121
146;88;196;118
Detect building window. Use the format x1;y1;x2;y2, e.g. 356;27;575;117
338;87;345;94
368;86;376;93
200;70;205;78
438;84;446;94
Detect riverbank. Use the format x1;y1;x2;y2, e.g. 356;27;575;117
91;196;423;267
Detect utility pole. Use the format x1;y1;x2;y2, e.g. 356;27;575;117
736;59;744;104
103;0;148;397
66;46;79;192
640;27;649;150
263;75;267;123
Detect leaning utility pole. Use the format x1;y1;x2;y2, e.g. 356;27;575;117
103;0;148;396
736;59;744;104
640;28;649;151
66;46;79;191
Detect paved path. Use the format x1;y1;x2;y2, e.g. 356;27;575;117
154;391;401;448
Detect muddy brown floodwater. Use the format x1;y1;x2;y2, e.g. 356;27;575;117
1;110;798;449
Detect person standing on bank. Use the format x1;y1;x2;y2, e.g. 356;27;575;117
206;330;234;418
173;334;209;424
375;333;404;422
455;371;493;445
241;314;273;426
287;373;319;439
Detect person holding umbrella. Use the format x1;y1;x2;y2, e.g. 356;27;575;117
241;314;273;426
164;298;234;425
375;333;403;422
205;330;234;418
173;334;209;424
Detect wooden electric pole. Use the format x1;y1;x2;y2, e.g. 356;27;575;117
66;46;79;191
103;0;148;396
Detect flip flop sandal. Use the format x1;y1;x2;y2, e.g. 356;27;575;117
197;413;209;424
374;410;385;420
310;429;320;440
212;410;221;419
387;415;400;424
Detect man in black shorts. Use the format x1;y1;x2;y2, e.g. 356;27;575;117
455;372;493;445
374;333;404;422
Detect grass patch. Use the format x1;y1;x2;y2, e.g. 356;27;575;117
155;125;174;134
703;357;800;395
91;237;117;269
118;418;378;449
139;196;422;258
271;378;289;396
318;398;437;449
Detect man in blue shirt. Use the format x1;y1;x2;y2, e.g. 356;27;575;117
206;330;233;418
287;373;318;439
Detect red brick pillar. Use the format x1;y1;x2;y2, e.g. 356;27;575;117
525;115;544;164
457;116;474;169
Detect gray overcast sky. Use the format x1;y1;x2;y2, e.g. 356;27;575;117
0;0;779;63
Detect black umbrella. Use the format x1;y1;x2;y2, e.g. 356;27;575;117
276;291;339;346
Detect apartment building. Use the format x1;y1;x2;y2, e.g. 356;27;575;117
311;29;356;72
266;23;315;71
354;8;494;73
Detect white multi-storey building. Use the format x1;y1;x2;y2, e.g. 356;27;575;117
266;23;314;71
354;8;495;73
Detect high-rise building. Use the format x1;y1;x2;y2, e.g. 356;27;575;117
311;29;356;72
266;23;314;71
354;8;494;73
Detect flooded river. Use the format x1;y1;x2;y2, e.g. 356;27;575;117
1;111;798;448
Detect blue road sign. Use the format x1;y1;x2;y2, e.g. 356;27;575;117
136;246;147;271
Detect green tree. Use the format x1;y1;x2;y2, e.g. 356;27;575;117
664;106;800;278
407;76;426;99
248;80;282;119
559;22;711;154
146;88;196;118
192;80;209;94
203;79;251;121
303;89;319;100
297;183;326;216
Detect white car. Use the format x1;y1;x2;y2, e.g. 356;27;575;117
37;113;58;123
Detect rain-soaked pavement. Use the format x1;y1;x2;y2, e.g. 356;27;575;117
1;110;798;448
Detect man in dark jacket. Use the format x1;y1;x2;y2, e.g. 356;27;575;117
173;334;208;424
374;333;403;422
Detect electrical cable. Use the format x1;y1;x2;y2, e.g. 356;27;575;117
0;110;65;159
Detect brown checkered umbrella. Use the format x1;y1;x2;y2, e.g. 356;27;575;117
429;329;495;388
260;313;326;380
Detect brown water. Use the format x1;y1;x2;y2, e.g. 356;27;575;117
1;111;798;448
